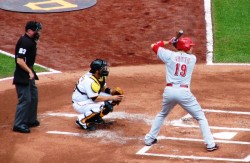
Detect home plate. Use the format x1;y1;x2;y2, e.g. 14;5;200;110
213;132;237;139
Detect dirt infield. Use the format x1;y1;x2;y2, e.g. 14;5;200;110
0;0;250;162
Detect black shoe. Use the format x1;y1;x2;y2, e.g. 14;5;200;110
27;120;40;128
86;124;96;131
207;144;219;152
145;138;157;146
93;118;105;124
75;120;96;131
13;124;30;133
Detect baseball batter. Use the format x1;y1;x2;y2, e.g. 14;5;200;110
144;36;219;152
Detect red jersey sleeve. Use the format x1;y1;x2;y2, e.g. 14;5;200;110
152;41;164;54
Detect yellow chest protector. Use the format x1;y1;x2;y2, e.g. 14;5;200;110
90;76;101;93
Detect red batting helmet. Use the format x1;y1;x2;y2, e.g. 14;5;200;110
176;37;195;52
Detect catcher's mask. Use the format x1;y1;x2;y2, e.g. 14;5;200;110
25;21;42;41
176;37;195;52
90;59;109;76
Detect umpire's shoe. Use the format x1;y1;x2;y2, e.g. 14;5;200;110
13;124;30;133
27;120;40;128
75;119;96;131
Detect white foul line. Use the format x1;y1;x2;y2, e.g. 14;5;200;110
204;0;250;66
0;49;61;82
204;0;213;64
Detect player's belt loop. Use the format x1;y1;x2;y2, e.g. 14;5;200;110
166;83;188;88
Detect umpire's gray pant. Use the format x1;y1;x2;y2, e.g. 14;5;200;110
14;79;38;127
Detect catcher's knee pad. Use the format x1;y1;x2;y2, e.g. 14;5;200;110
79;110;99;124
100;101;113;117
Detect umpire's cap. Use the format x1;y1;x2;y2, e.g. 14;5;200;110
25;21;42;32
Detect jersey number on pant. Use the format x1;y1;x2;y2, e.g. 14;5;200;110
175;63;187;77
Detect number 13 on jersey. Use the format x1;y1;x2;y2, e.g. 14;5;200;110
175;63;187;77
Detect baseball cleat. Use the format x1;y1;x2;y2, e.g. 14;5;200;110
75;120;96;131
206;144;219;152
145;138;157;146
86;124;96;131
93;118;105;124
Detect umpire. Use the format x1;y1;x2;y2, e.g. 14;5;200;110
13;21;42;133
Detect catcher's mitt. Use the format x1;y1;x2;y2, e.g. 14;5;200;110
111;87;124;106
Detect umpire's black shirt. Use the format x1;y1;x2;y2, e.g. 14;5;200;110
13;34;39;85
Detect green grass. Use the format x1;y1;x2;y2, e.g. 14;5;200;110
212;0;250;63
0;53;49;79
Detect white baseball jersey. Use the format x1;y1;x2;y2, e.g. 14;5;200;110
72;72;99;103
72;72;110;121
145;46;216;149
157;47;196;86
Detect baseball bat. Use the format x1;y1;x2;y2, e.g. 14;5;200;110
176;29;184;39
171;30;184;47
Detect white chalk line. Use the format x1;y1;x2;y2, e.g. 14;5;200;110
47;130;140;144
44;109;250;132
0;49;61;82
171;120;250;132
136;146;250;163
47;130;250;162
157;136;250;145
204;0;250;66
44;110;250;162
203;109;250;115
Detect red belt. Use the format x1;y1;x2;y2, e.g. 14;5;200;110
166;83;188;88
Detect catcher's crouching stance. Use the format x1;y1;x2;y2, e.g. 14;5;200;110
72;59;124;131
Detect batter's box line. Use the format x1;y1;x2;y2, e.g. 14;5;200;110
43;112;250;131
137;148;250;162
203;109;250;115
136;136;250;162
171;108;250;132
170;120;250;132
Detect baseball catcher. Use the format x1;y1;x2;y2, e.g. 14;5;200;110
72;59;124;131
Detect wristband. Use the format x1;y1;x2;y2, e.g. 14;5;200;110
104;88;111;94
156;41;165;47
152;41;164;53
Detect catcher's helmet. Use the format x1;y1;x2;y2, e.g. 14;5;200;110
176;37;195;52
90;59;109;76
25;21;42;32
